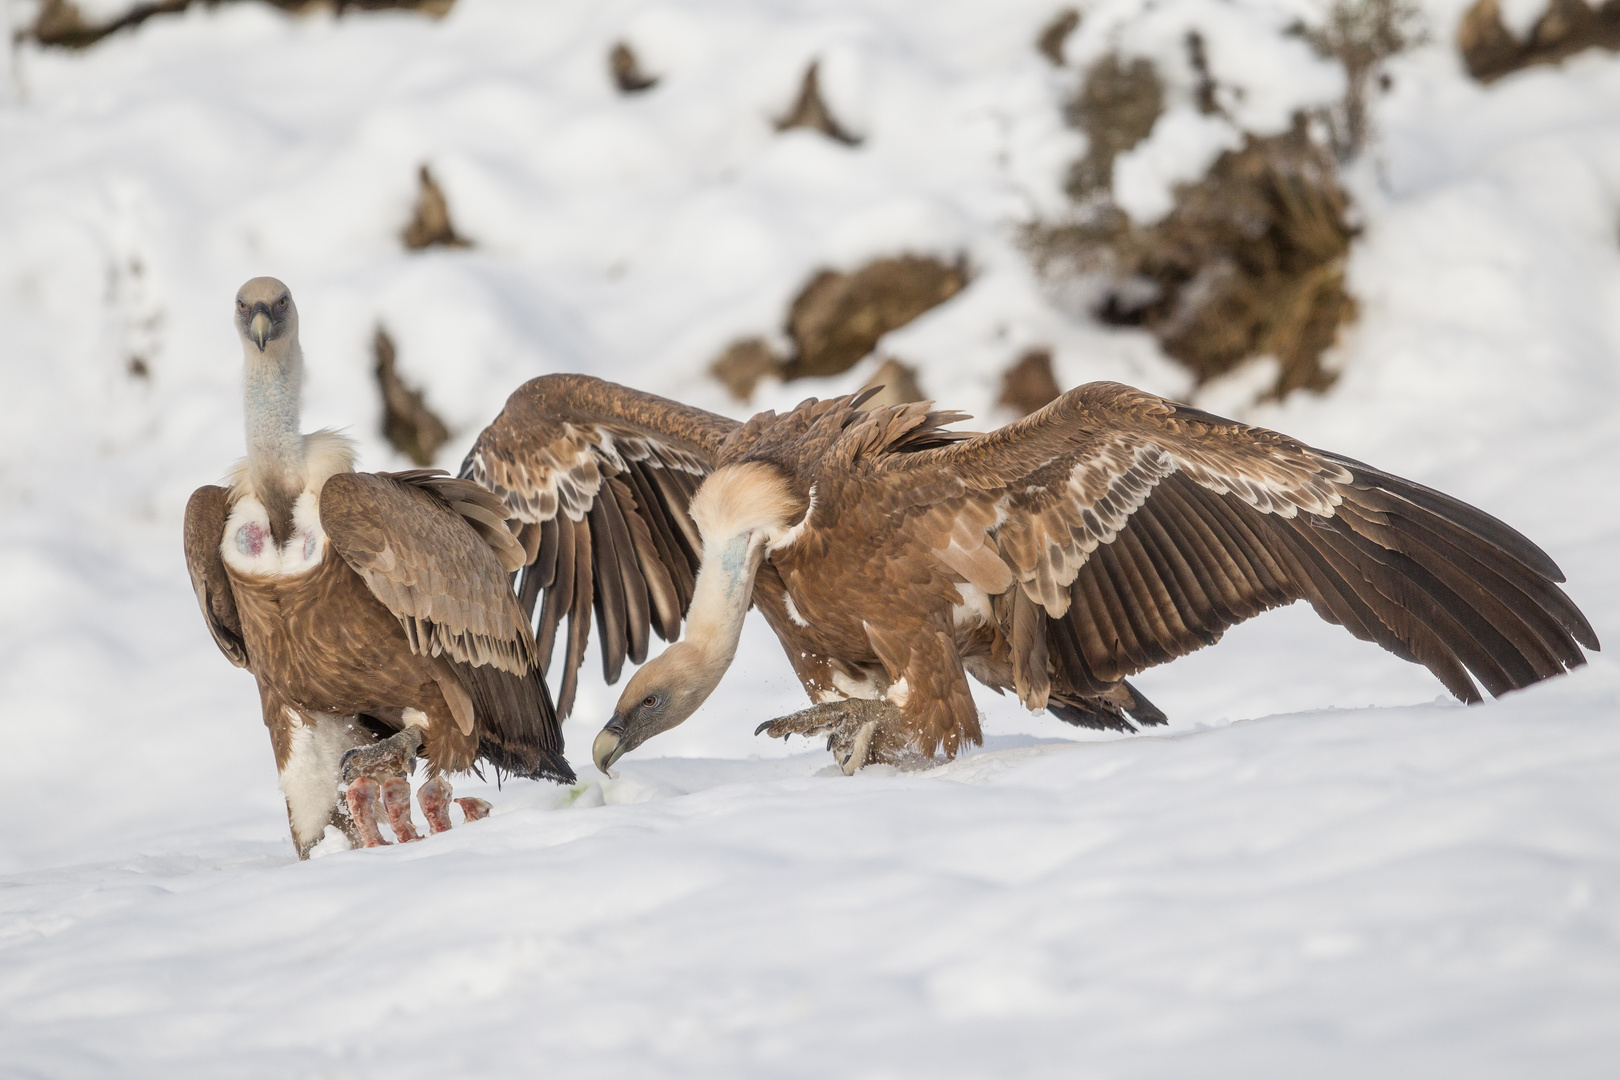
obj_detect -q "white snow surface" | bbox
[1,1,1618,1076]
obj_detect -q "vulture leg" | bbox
[755,698,922,774]
[341,728,424,847]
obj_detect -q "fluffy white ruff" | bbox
[279,712,371,849]
[225,429,356,504]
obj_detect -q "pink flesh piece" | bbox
[456,797,492,823]
[380,776,422,842]
[345,778,390,848]
[418,776,454,834]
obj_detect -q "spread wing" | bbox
[184,485,249,667]
[460,373,741,716]
[895,381,1598,709]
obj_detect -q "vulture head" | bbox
[234,276,299,359]
[592,462,802,774]
[594,643,728,773]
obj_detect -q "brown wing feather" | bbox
[459,373,739,717]
[183,485,249,667]
[892,382,1597,715]
[321,472,537,675]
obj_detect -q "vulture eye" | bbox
[642,694,659,710]
[275,296,288,313]
[236,300,247,313]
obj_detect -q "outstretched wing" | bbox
[322,471,571,782]
[894,381,1598,711]
[184,485,249,667]
[460,373,741,717]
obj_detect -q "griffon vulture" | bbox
[458,374,1598,777]
[184,278,573,858]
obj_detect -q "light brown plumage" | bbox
[462,374,1599,769]
[186,279,572,858]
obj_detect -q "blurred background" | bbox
[0,0,1616,863]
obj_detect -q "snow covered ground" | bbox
[0,0,1617,1075]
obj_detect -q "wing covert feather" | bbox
[184,485,249,667]
[321,472,537,676]
[888,382,1595,707]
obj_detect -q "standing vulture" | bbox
[184,278,573,858]
[459,375,1598,777]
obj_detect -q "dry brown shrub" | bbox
[610,42,659,94]
[1458,0,1620,82]
[774,61,862,146]
[1063,55,1165,200]
[26,0,452,48]
[1296,0,1426,161]
[1036,9,1081,66]
[859,358,925,410]
[1030,119,1357,400]
[375,327,450,466]
[998,348,1062,416]
[402,165,471,251]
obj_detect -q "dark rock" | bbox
[402,165,470,251]
[1036,9,1081,66]
[775,61,862,146]
[375,327,450,467]
[610,41,659,93]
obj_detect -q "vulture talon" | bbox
[418,776,455,834]
[344,777,390,848]
[758,698,913,773]
[340,728,422,784]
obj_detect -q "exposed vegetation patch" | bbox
[775,61,862,146]
[374,327,450,466]
[998,347,1062,416]
[402,165,470,251]
[1458,0,1620,82]
[1063,54,1165,202]
[710,254,968,401]
[1030,117,1357,399]
[783,255,967,379]
[24,0,452,49]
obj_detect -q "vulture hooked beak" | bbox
[592,715,630,776]
[248,306,272,351]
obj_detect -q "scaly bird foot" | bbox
[755,698,923,775]
[340,728,424,848]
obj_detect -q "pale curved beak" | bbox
[249,311,271,350]
[593,716,628,776]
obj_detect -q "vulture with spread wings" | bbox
[461,374,1598,776]
[184,279,573,859]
